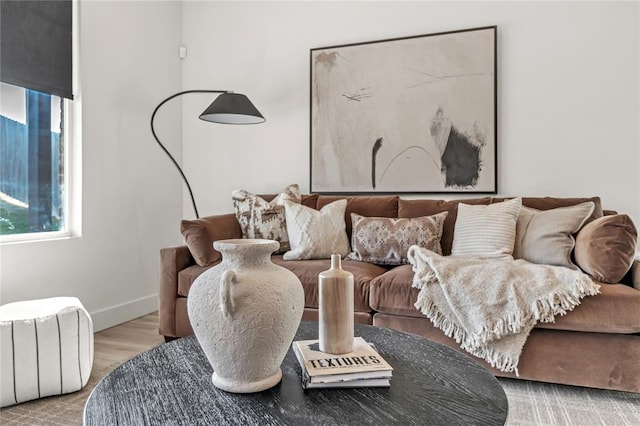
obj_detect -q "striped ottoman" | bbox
[0,297,93,407]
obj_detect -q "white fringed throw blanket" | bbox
[407,246,600,374]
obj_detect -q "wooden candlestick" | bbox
[319,254,354,354]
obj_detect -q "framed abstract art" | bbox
[310,26,497,194]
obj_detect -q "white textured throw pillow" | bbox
[283,199,350,260]
[452,197,522,258]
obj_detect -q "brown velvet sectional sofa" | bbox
[159,194,640,393]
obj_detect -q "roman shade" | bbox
[0,0,73,99]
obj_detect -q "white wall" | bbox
[0,1,184,331]
[181,1,640,231]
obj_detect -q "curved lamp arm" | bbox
[150,90,265,219]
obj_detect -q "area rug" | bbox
[500,378,640,426]
[0,361,120,426]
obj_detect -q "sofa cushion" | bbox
[272,255,387,313]
[514,202,595,270]
[283,200,350,260]
[370,265,640,334]
[347,212,448,265]
[301,194,320,208]
[536,283,640,334]
[452,198,522,258]
[398,197,492,255]
[316,195,399,240]
[574,214,638,283]
[180,214,242,267]
[369,265,423,318]
[232,184,301,253]
[261,193,319,209]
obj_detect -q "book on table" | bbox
[292,337,393,389]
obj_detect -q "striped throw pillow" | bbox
[451,197,522,258]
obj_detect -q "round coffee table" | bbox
[84,322,507,425]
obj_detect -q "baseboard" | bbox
[90,293,158,332]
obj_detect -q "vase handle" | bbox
[220,270,237,318]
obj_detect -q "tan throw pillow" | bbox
[574,214,638,283]
[451,197,522,258]
[514,201,595,270]
[283,199,350,260]
[232,184,301,253]
[347,212,448,265]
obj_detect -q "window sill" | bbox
[0,231,79,245]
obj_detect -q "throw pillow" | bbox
[451,197,522,258]
[514,201,595,270]
[283,199,350,260]
[180,214,242,267]
[232,184,301,254]
[347,212,448,265]
[574,214,638,283]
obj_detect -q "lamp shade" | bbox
[199,92,265,124]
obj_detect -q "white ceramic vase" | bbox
[187,239,304,393]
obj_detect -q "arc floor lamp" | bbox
[150,90,265,219]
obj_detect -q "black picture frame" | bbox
[310,26,497,194]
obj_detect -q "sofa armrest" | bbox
[631,259,640,291]
[159,245,194,337]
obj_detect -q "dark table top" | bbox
[84,321,507,425]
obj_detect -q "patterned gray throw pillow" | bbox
[232,184,301,254]
[347,212,448,265]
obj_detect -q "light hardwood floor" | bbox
[93,311,165,371]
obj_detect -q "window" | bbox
[0,82,68,237]
[0,0,74,241]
